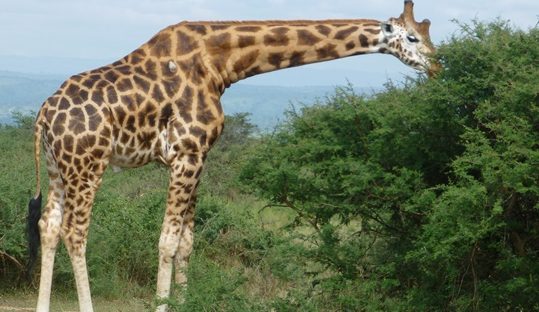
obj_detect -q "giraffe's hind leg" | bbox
[36,148,65,312]
[60,163,107,312]
[50,123,109,312]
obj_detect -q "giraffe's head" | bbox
[380,0,439,76]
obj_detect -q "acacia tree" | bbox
[240,21,539,311]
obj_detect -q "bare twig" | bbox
[282,197,321,235]
[0,251,24,270]
[471,242,479,311]
[455,242,479,310]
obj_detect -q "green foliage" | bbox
[10,111,36,130]
[175,254,253,311]
[0,120,38,287]
[201,113,259,198]
[88,167,168,295]
[170,198,277,311]
[241,20,539,310]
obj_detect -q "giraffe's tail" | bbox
[26,114,44,281]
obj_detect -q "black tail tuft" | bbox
[26,192,42,281]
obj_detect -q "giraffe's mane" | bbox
[176,19,382,27]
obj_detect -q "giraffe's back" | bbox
[39,30,225,173]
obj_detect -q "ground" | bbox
[0,293,146,312]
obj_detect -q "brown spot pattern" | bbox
[268,52,285,68]
[149,33,172,57]
[238,35,256,48]
[233,50,260,73]
[264,28,289,46]
[334,26,358,40]
[359,34,369,48]
[317,43,339,59]
[177,31,199,55]
[236,26,261,32]
[297,29,321,45]
[316,25,332,36]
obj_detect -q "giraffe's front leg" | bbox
[174,195,195,295]
[156,153,203,312]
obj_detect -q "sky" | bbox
[1,0,538,87]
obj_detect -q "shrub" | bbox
[240,20,539,310]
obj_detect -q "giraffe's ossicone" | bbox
[26,1,437,312]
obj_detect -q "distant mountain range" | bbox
[0,70,368,129]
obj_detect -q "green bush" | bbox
[240,20,539,311]
[0,120,39,288]
[171,198,277,311]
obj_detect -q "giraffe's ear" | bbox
[381,22,395,37]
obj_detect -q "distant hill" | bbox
[0,71,367,129]
[222,84,338,130]
[0,71,66,124]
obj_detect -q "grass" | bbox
[1,196,297,312]
[0,292,147,312]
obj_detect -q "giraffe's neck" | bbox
[196,20,385,88]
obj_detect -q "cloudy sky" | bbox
[1,0,538,87]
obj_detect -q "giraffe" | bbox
[26,1,437,311]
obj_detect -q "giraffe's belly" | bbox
[109,147,155,168]
[109,128,161,168]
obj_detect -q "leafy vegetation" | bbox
[1,20,538,311]
[240,20,539,311]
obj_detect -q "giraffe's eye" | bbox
[407,35,420,43]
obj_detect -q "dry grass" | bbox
[0,293,147,312]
